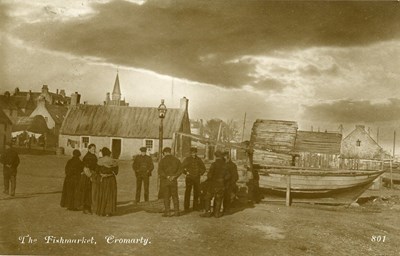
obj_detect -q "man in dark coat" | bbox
[201,150,230,218]
[1,143,20,196]
[158,147,182,217]
[182,147,206,212]
[222,151,239,213]
[132,147,154,203]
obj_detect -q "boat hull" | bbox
[257,168,385,204]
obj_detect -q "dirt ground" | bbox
[1,154,400,256]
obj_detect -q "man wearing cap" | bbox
[0,142,20,196]
[158,147,182,217]
[223,151,239,213]
[201,150,230,218]
[132,147,154,203]
[182,147,206,212]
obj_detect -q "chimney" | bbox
[42,85,49,94]
[356,125,365,130]
[26,90,32,101]
[180,96,189,111]
[37,95,46,107]
[70,92,81,106]
[59,89,66,97]
[56,89,59,95]
[105,92,110,103]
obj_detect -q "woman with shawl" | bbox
[96,147,119,217]
[61,149,83,210]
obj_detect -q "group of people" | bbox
[60,144,118,217]
[135,146,239,218]
[61,144,240,218]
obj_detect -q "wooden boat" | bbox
[255,165,385,205]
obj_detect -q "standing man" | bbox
[132,147,154,203]
[158,147,182,217]
[201,150,230,218]
[182,147,206,212]
[0,142,20,197]
[222,151,239,214]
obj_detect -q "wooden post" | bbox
[393,130,396,158]
[215,121,222,151]
[286,174,291,206]
[171,133,176,155]
[241,112,247,142]
[205,142,209,160]
[390,159,393,190]
[179,133,183,158]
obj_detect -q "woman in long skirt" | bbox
[96,147,118,217]
[61,150,83,210]
[79,144,98,214]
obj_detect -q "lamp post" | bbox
[157,99,167,199]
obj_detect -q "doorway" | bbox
[111,139,121,159]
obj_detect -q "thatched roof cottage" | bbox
[59,97,190,159]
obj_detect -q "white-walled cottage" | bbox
[59,97,191,159]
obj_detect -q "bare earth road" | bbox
[0,155,399,256]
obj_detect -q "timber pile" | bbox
[250,119,297,153]
[250,119,297,166]
[252,149,292,166]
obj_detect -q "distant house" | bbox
[0,109,12,153]
[341,125,383,159]
[29,95,70,132]
[190,119,204,136]
[0,92,18,123]
[293,131,342,169]
[59,97,191,160]
[341,125,384,170]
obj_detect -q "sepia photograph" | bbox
[0,0,400,255]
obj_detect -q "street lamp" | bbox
[158,99,167,161]
[157,99,167,199]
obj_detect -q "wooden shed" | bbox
[293,131,342,169]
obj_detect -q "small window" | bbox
[81,137,89,148]
[145,139,153,152]
[356,139,361,147]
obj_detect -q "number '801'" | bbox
[371,235,386,242]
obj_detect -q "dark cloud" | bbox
[12,0,400,89]
[251,78,286,92]
[302,98,400,123]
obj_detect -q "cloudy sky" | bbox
[1,0,400,152]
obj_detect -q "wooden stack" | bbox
[250,119,297,166]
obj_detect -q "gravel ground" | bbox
[0,155,399,256]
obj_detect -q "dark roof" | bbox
[60,105,187,138]
[0,95,18,110]
[294,131,342,154]
[250,119,298,153]
[46,104,69,124]
[13,115,48,133]
[0,109,12,124]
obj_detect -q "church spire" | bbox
[112,71,121,101]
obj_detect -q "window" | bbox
[145,139,153,152]
[356,139,361,147]
[81,137,89,148]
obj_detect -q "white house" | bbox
[59,97,191,160]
